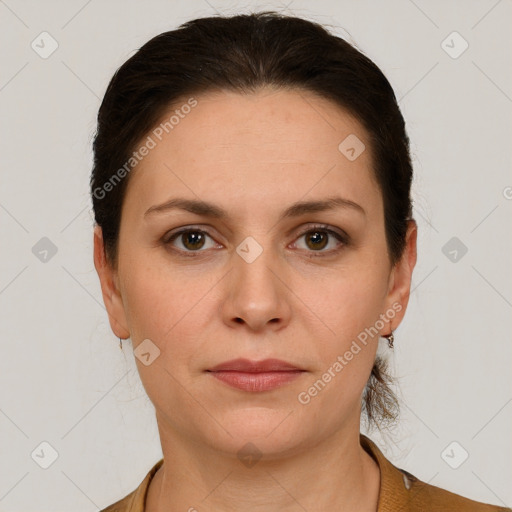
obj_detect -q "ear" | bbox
[382,219,418,333]
[93,225,130,339]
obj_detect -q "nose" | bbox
[221,242,292,333]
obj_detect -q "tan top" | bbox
[100,434,510,511]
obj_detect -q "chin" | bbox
[200,407,309,459]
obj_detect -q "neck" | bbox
[146,420,380,512]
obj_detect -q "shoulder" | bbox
[98,490,136,512]
[400,468,511,511]
[360,434,510,512]
[98,458,164,512]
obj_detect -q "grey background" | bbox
[0,0,511,510]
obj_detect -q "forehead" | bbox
[122,87,381,221]
[154,87,369,160]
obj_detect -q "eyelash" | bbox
[163,224,349,258]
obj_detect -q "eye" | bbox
[164,228,218,253]
[292,224,348,255]
[163,224,348,257]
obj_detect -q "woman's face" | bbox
[95,87,416,458]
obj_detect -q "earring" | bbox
[119,337,123,350]
[383,331,394,349]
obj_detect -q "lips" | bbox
[206,358,305,392]
[207,358,303,372]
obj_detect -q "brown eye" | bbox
[165,229,216,252]
[180,231,206,250]
[294,225,348,255]
[304,230,329,251]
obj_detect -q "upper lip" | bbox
[207,358,303,372]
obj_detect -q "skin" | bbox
[94,87,417,512]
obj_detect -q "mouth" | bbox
[206,358,306,392]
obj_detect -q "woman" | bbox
[91,11,509,512]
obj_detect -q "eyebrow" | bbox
[144,195,365,220]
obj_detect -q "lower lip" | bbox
[208,371,304,392]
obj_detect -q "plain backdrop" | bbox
[0,0,511,510]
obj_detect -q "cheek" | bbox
[119,261,208,412]
[297,262,388,401]
[295,273,385,424]
[119,255,183,344]
[314,265,389,346]
[119,254,217,368]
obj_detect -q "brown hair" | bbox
[91,11,411,431]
